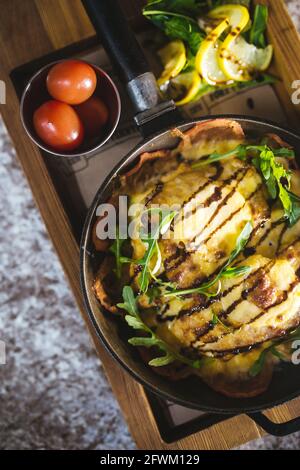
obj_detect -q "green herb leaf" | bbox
[118,286,204,369]
[109,227,126,278]
[191,144,247,168]
[251,145,295,224]
[193,143,298,227]
[250,345,285,377]
[270,346,286,361]
[220,265,251,279]
[249,4,268,49]
[144,0,206,16]
[124,315,145,330]
[117,285,139,317]
[272,147,295,158]
[250,327,300,377]
[212,312,231,331]
[137,209,177,293]
[144,11,205,55]
[225,221,253,266]
[128,336,158,347]
[149,352,177,367]
[286,190,300,227]
[146,285,162,303]
[109,227,134,278]
[249,348,269,377]
[143,0,206,55]
[191,143,293,169]
[164,222,253,298]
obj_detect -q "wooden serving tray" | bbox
[1,0,300,450]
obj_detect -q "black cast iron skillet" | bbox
[80,0,300,434]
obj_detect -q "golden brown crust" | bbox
[177,118,245,151]
[266,133,293,150]
[249,273,277,310]
[92,219,110,252]
[93,257,118,314]
[201,364,274,398]
[123,150,171,178]
[138,347,192,381]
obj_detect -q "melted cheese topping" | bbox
[121,127,300,389]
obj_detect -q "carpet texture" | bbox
[0,0,299,450]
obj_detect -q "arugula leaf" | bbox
[109,227,133,278]
[137,209,177,293]
[149,353,177,367]
[192,143,300,227]
[110,211,177,291]
[109,227,125,278]
[143,0,206,55]
[117,286,203,369]
[212,312,231,330]
[220,265,251,279]
[226,220,253,262]
[270,347,286,361]
[249,347,270,377]
[125,315,145,330]
[144,0,206,16]
[144,11,205,55]
[250,329,300,377]
[146,285,161,303]
[287,191,300,227]
[128,336,158,347]
[248,4,268,49]
[192,143,294,168]
[245,145,298,227]
[191,144,247,168]
[251,146,295,224]
[164,221,253,298]
[118,285,139,316]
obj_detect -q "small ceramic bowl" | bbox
[20,60,121,157]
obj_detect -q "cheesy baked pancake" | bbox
[93,119,300,398]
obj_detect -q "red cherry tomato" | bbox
[75,96,109,139]
[46,60,97,105]
[33,100,84,151]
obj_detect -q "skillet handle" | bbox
[81,0,159,113]
[247,412,300,436]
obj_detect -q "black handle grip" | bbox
[248,412,300,437]
[82,0,150,84]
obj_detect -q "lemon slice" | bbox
[157,40,186,87]
[195,18,231,86]
[205,4,251,82]
[208,5,272,81]
[219,36,274,81]
[170,71,202,106]
[208,4,250,30]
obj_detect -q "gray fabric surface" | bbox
[0,0,299,450]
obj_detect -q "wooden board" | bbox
[1,0,300,450]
